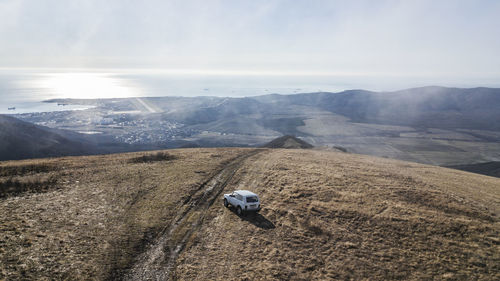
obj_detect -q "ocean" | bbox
[1,68,497,114]
[0,69,350,114]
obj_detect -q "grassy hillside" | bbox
[0,148,253,279]
[0,115,92,160]
[175,149,499,280]
[1,148,499,280]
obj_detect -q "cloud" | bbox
[0,0,499,80]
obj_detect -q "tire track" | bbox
[123,149,263,281]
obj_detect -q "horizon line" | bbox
[1,67,499,79]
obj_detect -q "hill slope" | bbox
[262,135,313,149]
[0,148,499,280]
[0,115,161,161]
[0,115,94,160]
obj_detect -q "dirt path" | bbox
[123,149,263,281]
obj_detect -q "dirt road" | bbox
[123,149,263,281]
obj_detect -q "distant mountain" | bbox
[164,97,268,125]
[0,115,95,160]
[49,86,500,133]
[12,86,500,165]
[253,86,500,131]
[148,86,500,135]
[263,135,313,149]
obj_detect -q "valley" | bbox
[7,86,500,167]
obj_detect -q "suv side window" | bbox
[236,194,243,201]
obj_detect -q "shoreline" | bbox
[1,101,94,115]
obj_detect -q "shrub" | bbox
[128,152,176,164]
[0,176,58,198]
[0,163,58,177]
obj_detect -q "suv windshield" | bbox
[246,196,258,203]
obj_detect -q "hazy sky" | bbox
[1,0,499,79]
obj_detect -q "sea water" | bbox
[1,68,497,114]
[0,68,353,114]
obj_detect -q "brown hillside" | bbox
[176,150,499,280]
[0,148,255,279]
[262,135,313,149]
[0,148,499,280]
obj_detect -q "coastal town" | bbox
[11,106,197,145]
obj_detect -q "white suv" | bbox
[223,190,261,215]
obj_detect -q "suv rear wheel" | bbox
[224,198,229,208]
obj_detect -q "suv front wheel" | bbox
[236,206,243,216]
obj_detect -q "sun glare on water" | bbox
[34,72,141,99]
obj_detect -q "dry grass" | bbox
[0,148,251,280]
[1,148,499,280]
[175,149,500,280]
